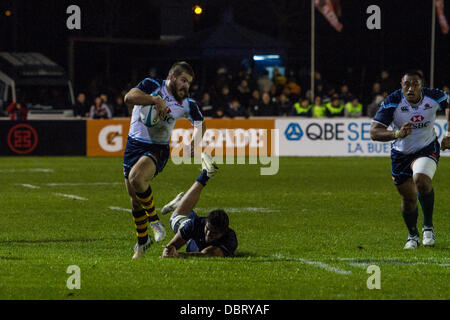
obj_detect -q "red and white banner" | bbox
[436,0,449,35]
[315,0,343,32]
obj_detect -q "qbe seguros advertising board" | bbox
[276,118,450,156]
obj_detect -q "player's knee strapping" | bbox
[412,157,436,227]
[135,186,159,222]
[412,157,437,180]
[132,209,149,244]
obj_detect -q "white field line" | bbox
[15,182,122,187]
[109,206,279,214]
[349,261,450,268]
[53,193,88,201]
[338,257,450,268]
[0,168,54,173]
[273,254,352,275]
[109,206,132,213]
[45,182,122,186]
[15,184,40,189]
[196,207,280,213]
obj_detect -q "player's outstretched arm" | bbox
[441,107,450,150]
[163,241,224,258]
[370,122,412,141]
[174,246,224,258]
[162,231,186,258]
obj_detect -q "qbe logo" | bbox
[284,122,345,141]
[284,123,303,141]
[7,123,39,154]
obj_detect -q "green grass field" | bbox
[0,156,449,300]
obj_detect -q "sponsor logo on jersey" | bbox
[411,121,430,129]
[410,115,424,123]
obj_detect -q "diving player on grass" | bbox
[123,61,206,259]
[161,153,238,258]
[370,70,450,249]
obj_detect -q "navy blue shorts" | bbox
[123,136,170,179]
[391,138,440,186]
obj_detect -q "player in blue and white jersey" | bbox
[123,61,206,259]
[161,153,238,258]
[370,71,450,249]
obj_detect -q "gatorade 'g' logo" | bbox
[99,125,122,152]
[107,132,120,145]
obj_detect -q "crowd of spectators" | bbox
[70,68,450,120]
[72,92,129,119]
[6,67,448,121]
[189,68,403,119]
[5,67,450,120]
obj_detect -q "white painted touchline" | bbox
[53,193,88,201]
[109,206,132,213]
[196,207,280,213]
[45,182,122,186]
[273,254,352,275]
[0,168,54,173]
[15,184,40,189]
[109,206,278,214]
[338,257,450,268]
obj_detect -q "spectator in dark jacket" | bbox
[339,84,353,104]
[236,79,251,108]
[258,92,277,116]
[378,70,396,93]
[113,95,129,117]
[248,89,261,116]
[200,92,215,117]
[216,86,233,112]
[225,99,247,118]
[277,93,292,116]
[72,92,89,118]
[212,108,225,118]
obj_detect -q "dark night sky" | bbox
[0,0,449,97]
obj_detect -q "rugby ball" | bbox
[140,105,160,127]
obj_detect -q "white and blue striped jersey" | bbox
[128,78,203,145]
[373,88,449,154]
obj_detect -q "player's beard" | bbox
[170,81,188,101]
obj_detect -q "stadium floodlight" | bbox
[193,5,203,15]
